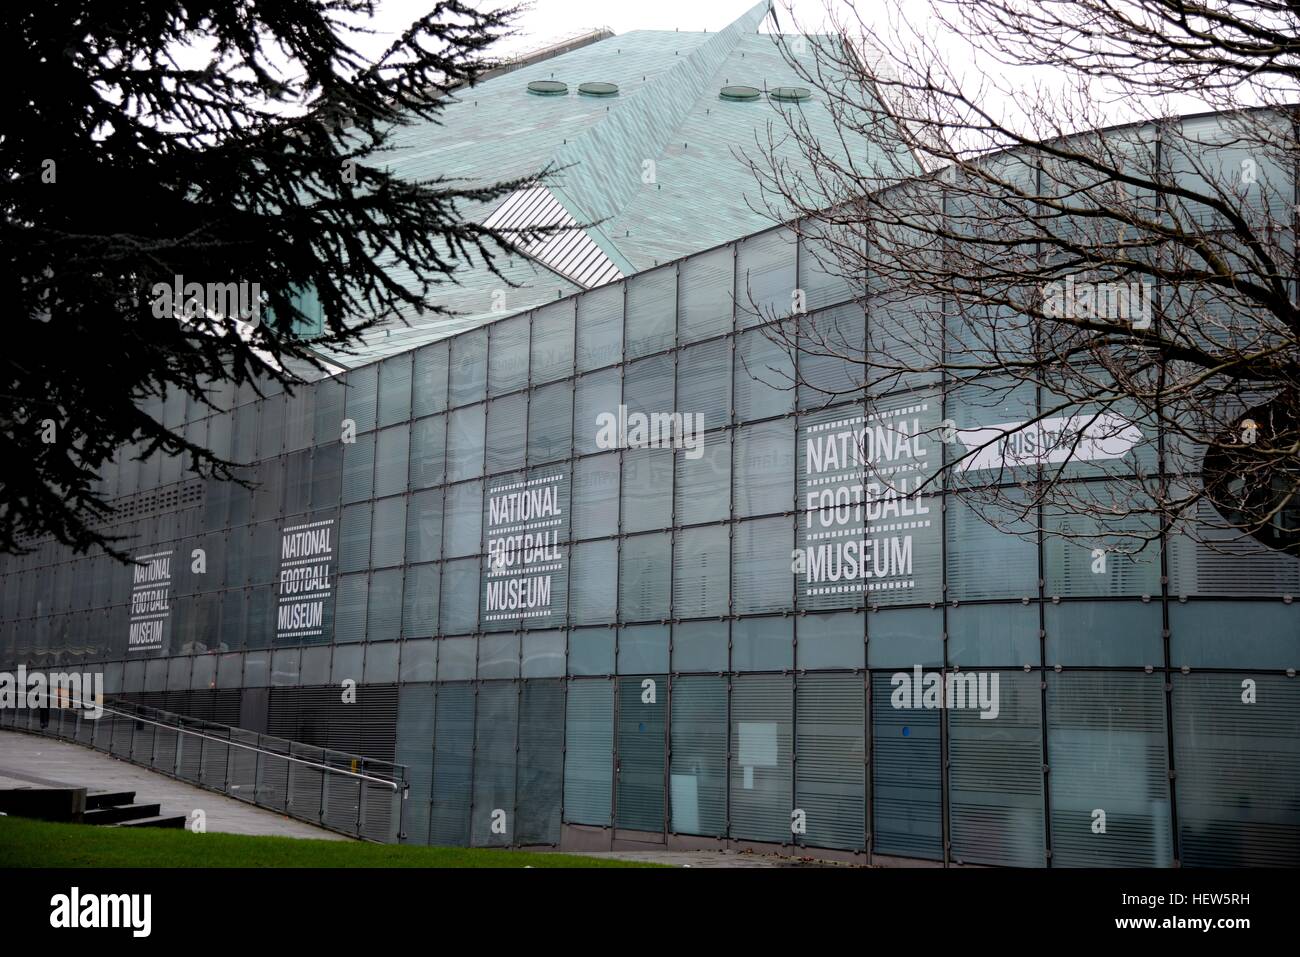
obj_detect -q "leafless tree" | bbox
[744,0,1299,559]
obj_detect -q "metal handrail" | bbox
[66,696,403,791]
[4,693,410,842]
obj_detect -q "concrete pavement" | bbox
[0,730,348,840]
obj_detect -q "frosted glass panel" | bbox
[576,282,622,372]
[678,245,733,343]
[625,265,676,359]
[619,533,671,622]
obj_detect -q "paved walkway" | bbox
[0,730,347,840]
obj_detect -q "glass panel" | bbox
[471,682,518,846]
[1169,601,1299,670]
[736,228,796,328]
[573,368,620,456]
[797,611,864,669]
[799,221,859,311]
[947,495,1039,601]
[258,395,284,459]
[798,304,865,410]
[617,625,668,674]
[345,364,378,433]
[1173,673,1300,866]
[625,265,676,358]
[796,672,865,850]
[569,627,615,675]
[516,680,564,844]
[395,685,435,844]
[449,327,487,408]
[1044,601,1161,667]
[868,608,941,670]
[399,638,436,681]
[569,539,617,624]
[619,532,670,622]
[677,338,731,432]
[669,675,728,836]
[442,481,482,559]
[412,342,449,418]
[371,496,405,569]
[571,453,619,540]
[338,503,371,574]
[734,419,793,517]
[439,558,479,635]
[431,684,473,844]
[366,568,402,640]
[733,518,793,615]
[283,450,311,515]
[378,353,412,427]
[1044,495,1162,598]
[334,573,367,643]
[675,433,730,526]
[521,630,566,678]
[948,670,1045,866]
[372,426,409,499]
[867,291,941,390]
[310,443,342,509]
[576,281,623,373]
[409,414,446,490]
[485,392,527,475]
[947,604,1040,667]
[438,636,475,680]
[671,620,728,672]
[621,448,673,533]
[300,645,331,685]
[478,634,520,679]
[672,525,729,618]
[446,403,486,482]
[1047,672,1172,866]
[616,673,666,831]
[531,300,575,385]
[405,488,443,565]
[871,671,942,859]
[313,377,345,447]
[563,679,614,825]
[729,674,793,842]
[341,432,375,504]
[401,563,440,639]
[527,382,572,466]
[488,313,530,395]
[678,245,733,343]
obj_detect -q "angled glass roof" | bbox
[323,1,912,366]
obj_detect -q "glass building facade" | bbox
[2,119,1298,867]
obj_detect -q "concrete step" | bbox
[117,814,187,829]
[0,787,86,822]
[84,802,162,825]
[85,790,135,810]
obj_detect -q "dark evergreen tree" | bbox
[1,0,549,556]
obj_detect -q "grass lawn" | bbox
[0,816,661,868]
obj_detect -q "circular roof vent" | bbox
[578,81,619,97]
[719,85,761,101]
[769,86,811,102]
[527,80,568,96]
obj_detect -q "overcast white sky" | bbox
[358,0,843,58]
[289,0,1240,146]
[349,0,1188,135]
